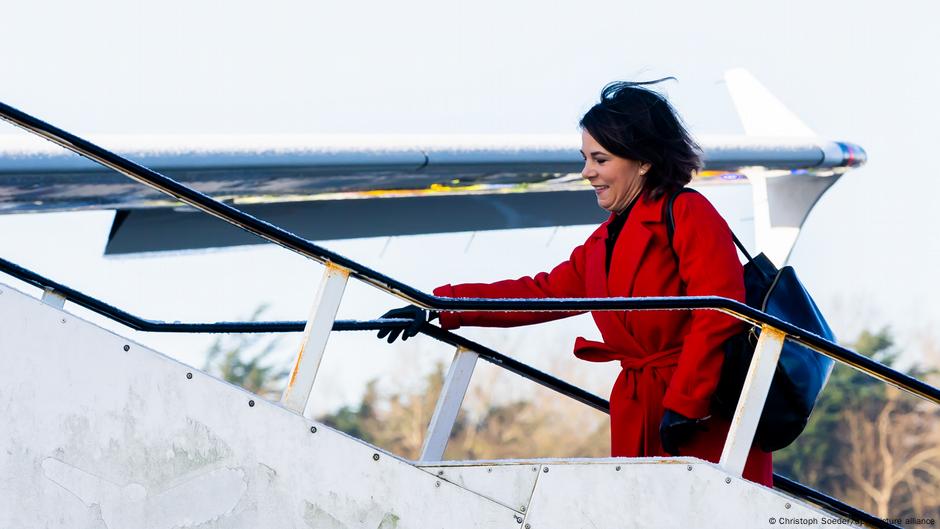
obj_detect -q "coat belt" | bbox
[573,337,681,398]
[574,337,681,455]
[618,348,681,408]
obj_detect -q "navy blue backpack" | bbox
[665,188,835,452]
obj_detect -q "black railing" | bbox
[773,475,890,528]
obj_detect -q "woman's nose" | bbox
[581,162,594,179]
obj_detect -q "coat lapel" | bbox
[608,195,664,325]
[582,196,666,354]
[608,224,651,297]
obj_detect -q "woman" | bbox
[378,80,772,486]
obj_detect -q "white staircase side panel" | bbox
[417,462,542,513]
[523,461,841,529]
[421,458,848,528]
[0,283,520,529]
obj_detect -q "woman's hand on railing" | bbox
[376,305,439,343]
[659,409,710,456]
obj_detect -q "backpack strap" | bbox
[665,187,755,264]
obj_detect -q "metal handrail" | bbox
[0,257,894,528]
[0,101,938,409]
[772,475,889,529]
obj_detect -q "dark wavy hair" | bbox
[579,79,702,200]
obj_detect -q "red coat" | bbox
[434,191,772,486]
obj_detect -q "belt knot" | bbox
[619,347,681,400]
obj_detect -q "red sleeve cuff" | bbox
[432,284,461,330]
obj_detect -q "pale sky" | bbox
[2,0,939,413]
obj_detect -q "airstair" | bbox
[2,102,938,528]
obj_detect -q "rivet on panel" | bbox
[687,465,693,471]
[437,470,444,476]
[123,345,130,351]
[248,400,255,407]
[615,466,621,471]
[435,481,440,487]
[60,318,66,324]
[514,515,523,523]
[373,453,380,461]
[525,524,531,529]
[487,468,492,473]
[531,466,537,472]
[725,477,732,484]
[785,503,791,509]
[542,467,549,473]
[520,506,526,513]
[310,426,317,434]
[186,372,193,379]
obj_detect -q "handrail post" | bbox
[718,325,786,477]
[280,263,350,417]
[41,287,66,309]
[419,345,479,462]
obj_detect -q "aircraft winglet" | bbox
[724,68,816,138]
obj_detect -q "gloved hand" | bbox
[375,305,439,343]
[659,409,710,456]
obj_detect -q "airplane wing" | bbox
[0,133,864,256]
[0,69,866,262]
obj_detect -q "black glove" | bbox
[659,409,709,456]
[375,305,439,343]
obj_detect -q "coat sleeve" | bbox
[662,193,746,419]
[433,243,589,329]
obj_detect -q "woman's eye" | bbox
[596,159,607,165]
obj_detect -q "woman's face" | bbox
[580,130,650,214]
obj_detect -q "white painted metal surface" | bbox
[420,346,479,462]
[281,262,349,417]
[724,68,816,139]
[418,462,542,513]
[0,283,517,528]
[41,286,66,309]
[0,283,846,528]
[522,459,840,529]
[748,169,835,266]
[725,68,847,267]
[719,326,787,477]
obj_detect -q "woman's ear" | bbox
[639,162,652,176]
